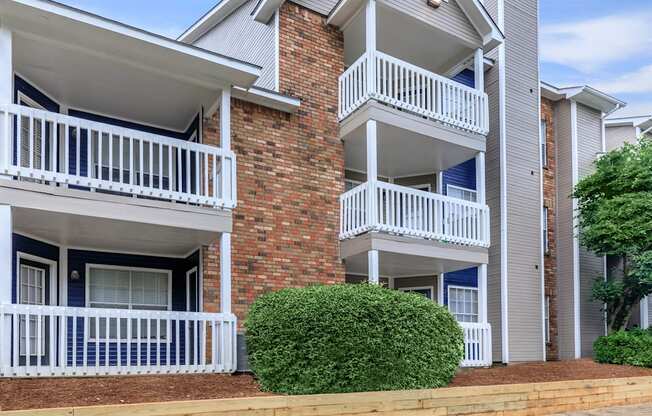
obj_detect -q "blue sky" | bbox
[58,0,651,118]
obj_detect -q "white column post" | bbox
[368,250,379,284]
[365,0,377,95]
[0,25,13,172]
[366,120,378,227]
[220,232,232,315]
[478,264,488,323]
[475,152,486,204]
[220,87,234,206]
[474,48,484,92]
[0,205,12,368]
[641,297,650,330]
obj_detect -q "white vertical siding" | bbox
[194,0,277,90]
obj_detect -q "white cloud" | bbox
[594,65,652,94]
[540,12,652,72]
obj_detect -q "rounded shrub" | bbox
[245,283,464,395]
[594,329,652,367]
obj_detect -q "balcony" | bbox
[0,304,236,377]
[340,181,490,248]
[460,322,492,367]
[0,104,236,209]
[338,51,489,136]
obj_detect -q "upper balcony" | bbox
[0,103,236,209]
[332,0,502,139]
[0,0,261,255]
[339,51,489,135]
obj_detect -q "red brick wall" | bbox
[542,97,558,360]
[202,2,346,322]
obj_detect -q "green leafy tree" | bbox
[574,138,652,332]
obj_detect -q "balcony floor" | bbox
[1,179,230,256]
[341,232,488,276]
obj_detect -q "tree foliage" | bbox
[574,138,652,331]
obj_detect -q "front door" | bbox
[18,259,51,366]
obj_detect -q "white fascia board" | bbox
[328,0,365,27]
[456,0,504,51]
[253,0,285,23]
[178,0,249,43]
[5,0,261,85]
[232,86,301,113]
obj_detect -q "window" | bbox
[545,296,551,343]
[540,119,548,168]
[19,263,47,356]
[399,286,434,301]
[448,286,478,323]
[447,185,477,202]
[87,265,171,340]
[344,178,362,192]
[543,206,549,254]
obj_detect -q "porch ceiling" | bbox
[344,250,480,277]
[343,115,482,177]
[1,0,261,131]
[2,181,229,257]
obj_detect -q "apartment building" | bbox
[539,82,624,360]
[3,0,625,379]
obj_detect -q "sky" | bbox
[57,0,651,118]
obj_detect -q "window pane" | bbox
[89,268,130,305]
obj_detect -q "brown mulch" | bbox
[450,359,652,387]
[2,360,652,411]
[0,373,271,411]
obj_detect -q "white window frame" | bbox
[399,286,435,301]
[541,119,548,168]
[344,178,362,192]
[409,183,432,192]
[15,252,58,357]
[544,295,551,344]
[543,206,550,254]
[85,264,173,342]
[447,285,479,323]
[186,266,198,312]
[446,184,477,202]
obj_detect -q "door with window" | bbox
[18,259,51,366]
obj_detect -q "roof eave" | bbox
[252,0,284,23]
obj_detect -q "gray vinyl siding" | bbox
[294,0,481,47]
[503,0,543,362]
[605,125,636,152]
[379,0,481,47]
[554,100,576,360]
[485,49,502,361]
[291,0,338,15]
[394,174,437,192]
[576,104,606,357]
[194,0,276,90]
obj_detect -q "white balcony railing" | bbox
[0,304,237,377]
[338,51,489,135]
[460,322,492,367]
[340,181,490,248]
[0,103,236,209]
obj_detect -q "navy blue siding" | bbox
[441,157,478,302]
[11,234,59,304]
[68,109,199,142]
[452,69,475,89]
[442,158,476,195]
[66,249,200,367]
[14,76,60,112]
[443,267,478,305]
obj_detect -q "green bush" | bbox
[245,283,464,395]
[594,329,652,367]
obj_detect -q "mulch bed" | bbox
[2,360,652,411]
[450,359,652,387]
